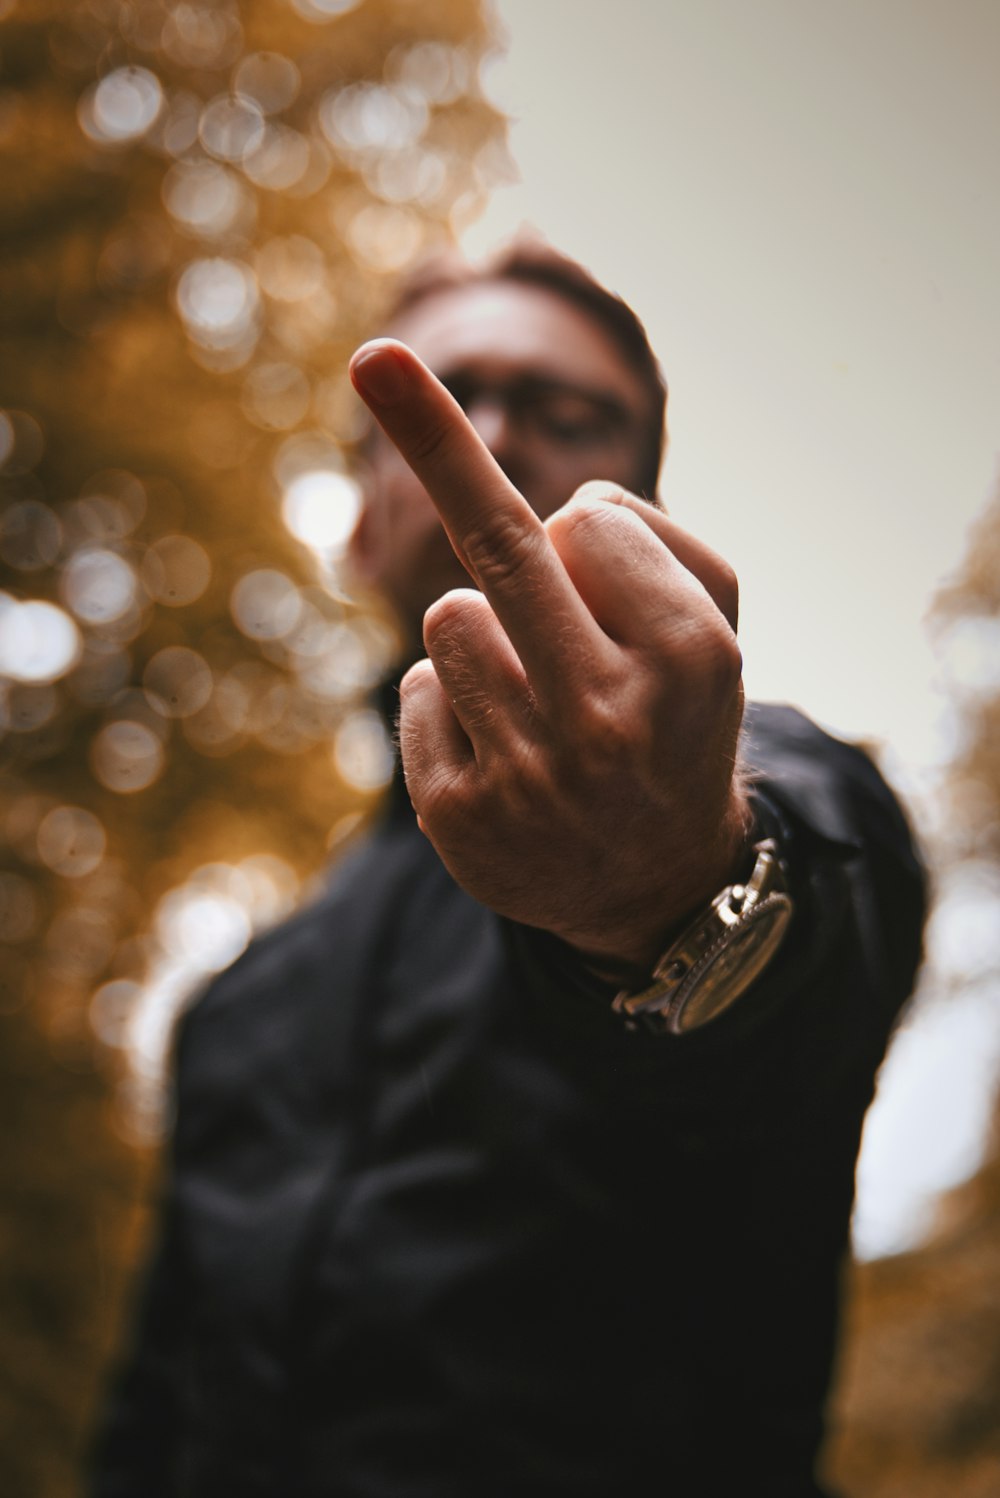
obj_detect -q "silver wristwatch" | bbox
[611,839,793,1036]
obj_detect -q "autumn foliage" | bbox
[0,2,503,1492]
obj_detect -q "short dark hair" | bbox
[382,236,668,497]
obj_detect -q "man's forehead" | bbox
[386,280,649,406]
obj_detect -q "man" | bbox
[92,241,925,1496]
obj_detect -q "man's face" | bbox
[349,279,657,649]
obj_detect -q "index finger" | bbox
[350,339,603,690]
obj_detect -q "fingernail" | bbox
[351,343,409,406]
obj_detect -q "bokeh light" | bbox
[89,979,141,1049]
[0,597,82,683]
[370,146,448,207]
[36,806,106,878]
[143,646,214,718]
[4,683,59,733]
[163,160,253,239]
[242,362,311,430]
[78,469,147,535]
[91,721,166,794]
[255,234,327,300]
[282,469,361,554]
[160,5,243,70]
[246,674,290,736]
[140,535,211,606]
[60,548,138,626]
[388,41,470,105]
[0,409,44,474]
[242,123,313,191]
[175,257,260,353]
[313,374,369,443]
[197,668,251,738]
[234,51,301,114]
[295,622,368,699]
[319,82,428,156]
[148,89,202,157]
[78,66,164,145]
[345,203,424,272]
[231,568,302,639]
[236,853,300,922]
[156,877,252,973]
[936,616,1000,698]
[125,853,300,1118]
[334,707,395,791]
[199,92,265,162]
[926,861,1000,981]
[290,0,363,21]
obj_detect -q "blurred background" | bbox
[0,2,998,1495]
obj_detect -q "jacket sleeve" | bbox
[506,702,927,1141]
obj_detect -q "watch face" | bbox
[673,902,791,1033]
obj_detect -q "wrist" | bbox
[569,789,756,977]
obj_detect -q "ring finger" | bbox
[422,588,536,760]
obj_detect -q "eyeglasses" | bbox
[438,371,634,451]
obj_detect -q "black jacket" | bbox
[91,704,925,1497]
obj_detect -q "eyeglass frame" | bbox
[435,369,638,452]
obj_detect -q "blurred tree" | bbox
[0,2,506,1493]
[824,479,1000,1497]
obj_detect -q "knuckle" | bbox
[697,624,743,697]
[573,690,640,765]
[405,411,456,468]
[464,515,544,593]
[398,657,436,698]
[711,559,740,626]
[422,590,480,649]
[569,479,626,507]
[418,765,476,834]
[422,596,493,690]
[550,495,615,534]
[544,496,619,558]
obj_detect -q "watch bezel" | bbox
[611,839,793,1036]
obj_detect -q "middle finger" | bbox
[350,339,613,705]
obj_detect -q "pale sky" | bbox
[466,0,1000,768]
[465,0,1000,1257]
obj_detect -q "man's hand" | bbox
[350,339,752,972]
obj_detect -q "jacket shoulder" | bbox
[743,701,921,869]
[173,822,422,1061]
